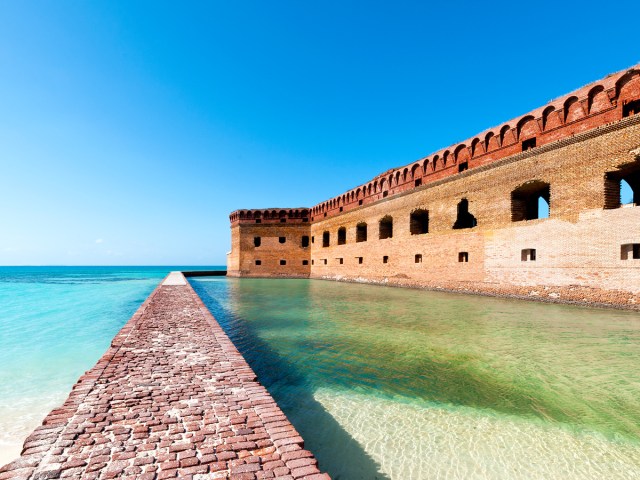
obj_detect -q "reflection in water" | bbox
[190,277,640,479]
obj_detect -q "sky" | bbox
[0,1,639,266]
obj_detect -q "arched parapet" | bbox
[517,115,539,141]
[542,106,561,130]
[485,132,498,152]
[229,207,310,224]
[616,69,640,102]
[587,85,611,114]
[454,144,469,164]
[499,125,515,147]
[616,69,640,117]
[422,158,430,174]
[433,155,441,170]
[411,163,420,179]
[471,138,482,157]
[443,150,451,167]
[564,96,585,123]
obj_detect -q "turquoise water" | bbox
[190,277,640,480]
[0,266,220,463]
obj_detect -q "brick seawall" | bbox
[0,272,328,480]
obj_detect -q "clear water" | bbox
[0,266,221,464]
[190,277,640,480]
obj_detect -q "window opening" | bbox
[623,99,640,118]
[383,255,389,264]
[323,259,327,265]
[302,260,309,265]
[522,138,537,151]
[255,219,262,224]
[356,223,368,242]
[337,227,347,245]
[337,258,343,264]
[279,237,286,244]
[453,199,477,229]
[605,165,640,208]
[458,252,469,263]
[301,236,309,248]
[255,260,262,266]
[357,257,363,264]
[458,162,468,173]
[415,254,423,263]
[379,216,393,239]
[323,231,330,247]
[280,218,286,223]
[621,244,640,260]
[254,237,261,247]
[521,249,537,261]
[415,179,422,188]
[410,209,429,235]
[511,182,550,221]
[383,191,389,198]
[359,199,363,206]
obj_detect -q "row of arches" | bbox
[310,68,640,220]
[231,209,310,222]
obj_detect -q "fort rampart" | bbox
[228,65,640,307]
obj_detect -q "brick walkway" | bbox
[0,273,328,480]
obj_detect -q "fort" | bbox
[227,64,640,308]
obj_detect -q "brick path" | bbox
[0,273,328,480]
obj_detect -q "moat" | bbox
[190,276,640,480]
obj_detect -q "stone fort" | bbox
[227,64,640,306]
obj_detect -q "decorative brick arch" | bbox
[471,138,481,157]
[616,69,640,102]
[587,85,610,113]
[517,115,539,141]
[499,125,513,146]
[443,150,451,166]
[542,106,559,130]
[485,132,496,152]
[564,96,584,123]
[454,144,468,164]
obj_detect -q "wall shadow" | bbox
[190,278,391,480]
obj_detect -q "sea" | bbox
[2,268,640,479]
[0,266,219,464]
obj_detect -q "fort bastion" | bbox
[227,64,640,305]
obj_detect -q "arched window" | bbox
[511,181,551,221]
[337,227,346,245]
[410,209,429,235]
[605,164,640,208]
[379,216,393,239]
[356,222,367,242]
[453,199,477,229]
[322,231,330,247]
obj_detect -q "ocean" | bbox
[0,266,219,464]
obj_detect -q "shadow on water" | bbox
[191,279,391,480]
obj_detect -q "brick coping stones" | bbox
[0,273,328,480]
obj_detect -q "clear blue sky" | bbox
[1,1,638,265]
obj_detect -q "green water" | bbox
[190,277,640,479]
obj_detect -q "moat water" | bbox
[190,277,640,480]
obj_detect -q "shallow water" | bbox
[0,266,218,464]
[190,277,640,480]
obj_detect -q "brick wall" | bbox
[227,65,640,303]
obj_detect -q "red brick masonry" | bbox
[0,274,328,480]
